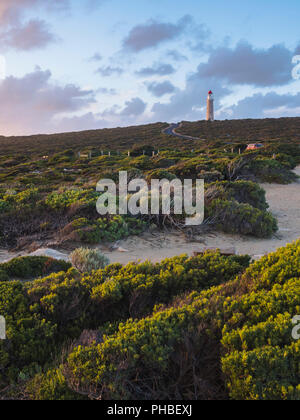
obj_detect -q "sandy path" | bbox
[0,167,299,264]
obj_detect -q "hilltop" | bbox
[0,117,300,157]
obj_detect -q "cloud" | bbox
[197,42,293,86]
[89,52,103,62]
[0,68,95,135]
[0,0,68,51]
[54,112,106,133]
[295,44,300,55]
[136,63,176,77]
[0,0,69,24]
[0,19,56,51]
[147,81,176,97]
[96,66,124,77]
[120,97,147,116]
[166,49,188,62]
[220,92,300,119]
[149,40,300,122]
[97,87,117,95]
[84,0,108,12]
[151,67,231,122]
[54,97,148,133]
[122,15,193,53]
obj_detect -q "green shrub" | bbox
[30,242,299,401]
[67,215,147,244]
[246,158,297,184]
[0,256,71,281]
[45,188,98,210]
[0,282,57,385]
[0,199,11,213]
[27,368,84,400]
[2,241,300,400]
[0,269,9,282]
[146,169,177,182]
[206,199,277,237]
[70,248,110,273]
[207,180,269,210]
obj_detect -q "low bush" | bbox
[70,248,110,273]
[63,215,147,244]
[0,256,71,281]
[206,199,277,237]
[45,188,98,211]
[146,169,177,182]
[207,180,269,210]
[245,158,298,184]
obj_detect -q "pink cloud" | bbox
[0,68,96,135]
[0,0,68,50]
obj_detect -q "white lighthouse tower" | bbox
[206,90,214,121]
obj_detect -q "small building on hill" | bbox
[246,143,264,151]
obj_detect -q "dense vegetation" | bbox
[178,118,300,144]
[0,241,299,400]
[0,256,71,282]
[0,118,299,400]
[1,118,299,248]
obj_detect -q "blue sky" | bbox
[0,0,300,135]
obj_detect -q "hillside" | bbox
[0,117,300,157]
[177,117,300,143]
[0,123,168,156]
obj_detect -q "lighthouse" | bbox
[206,90,214,121]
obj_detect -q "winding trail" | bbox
[162,123,201,141]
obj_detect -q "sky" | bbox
[0,0,300,135]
